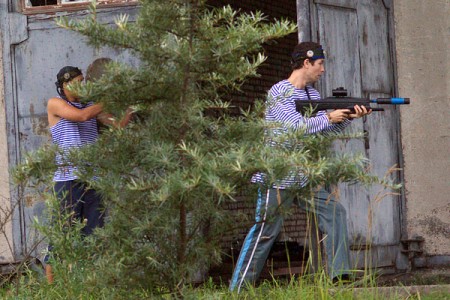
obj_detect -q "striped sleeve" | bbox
[266,82,350,135]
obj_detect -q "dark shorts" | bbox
[54,180,105,235]
[44,180,104,263]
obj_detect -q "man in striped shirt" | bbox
[230,42,371,293]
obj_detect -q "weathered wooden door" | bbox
[299,0,405,272]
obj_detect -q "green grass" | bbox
[2,265,448,300]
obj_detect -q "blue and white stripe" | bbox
[251,80,350,188]
[230,188,269,292]
[50,100,99,182]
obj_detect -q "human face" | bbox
[63,74,84,100]
[306,58,325,84]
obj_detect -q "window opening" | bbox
[29,0,57,6]
[24,0,136,10]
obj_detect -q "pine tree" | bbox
[14,0,399,295]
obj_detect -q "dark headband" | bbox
[55,66,82,99]
[56,66,83,85]
[291,47,326,63]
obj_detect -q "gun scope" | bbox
[332,87,348,97]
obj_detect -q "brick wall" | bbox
[206,1,310,267]
[208,0,298,109]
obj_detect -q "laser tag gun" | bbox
[295,87,410,115]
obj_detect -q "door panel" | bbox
[365,92,400,245]
[358,1,392,92]
[311,0,402,270]
[315,4,361,98]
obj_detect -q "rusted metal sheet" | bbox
[9,13,29,45]
[1,5,140,264]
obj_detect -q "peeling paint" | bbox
[31,115,50,136]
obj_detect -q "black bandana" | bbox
[291,47,326,63]
[55,66,83,99]
[56,66,82,85]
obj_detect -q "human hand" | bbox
[348,105,372,119]
[328,109,352,123]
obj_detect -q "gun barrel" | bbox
[371,98,410,105]
[295,96,410,114]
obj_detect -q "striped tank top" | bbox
[50,99,99,182]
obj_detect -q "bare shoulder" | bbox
[47,98,65,126]
[48,97,64,105]
[48,97,63,106]
[47,97,68,112]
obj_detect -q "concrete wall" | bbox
[0,33,15,264]
[394,0,450,256]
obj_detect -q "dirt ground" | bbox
[376,267,450,287]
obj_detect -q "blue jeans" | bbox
[230,188,350,292]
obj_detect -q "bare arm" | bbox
[97,107,134,128]
[47,98,103,127]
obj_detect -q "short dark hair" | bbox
[86,58,112,82]
[290,42,325,70]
